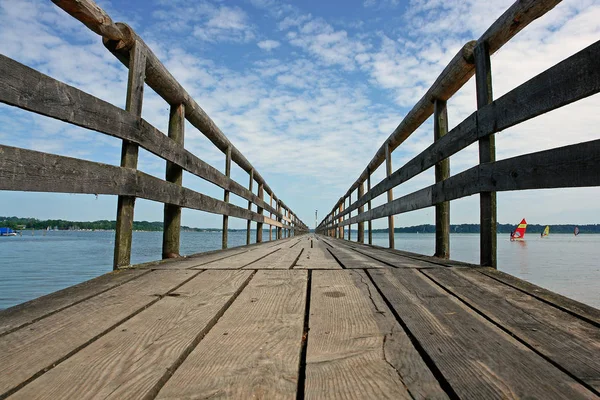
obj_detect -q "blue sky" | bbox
[0,0,599,230]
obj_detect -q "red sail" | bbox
[511,219,527,240]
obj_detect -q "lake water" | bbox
[0,231,598,310]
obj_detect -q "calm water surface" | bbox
[0,231,598,309]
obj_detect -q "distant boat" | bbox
[510,218,527,241]
[574,226,580,236]
[0,227,17,236]
[541,225,550,238]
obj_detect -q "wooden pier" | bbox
[1,234,599,399]
[1,0,600,398]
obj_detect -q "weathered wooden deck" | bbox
[1,234,599,399]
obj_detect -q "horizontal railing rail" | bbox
[316,0,599,268]
[0,0,307,269]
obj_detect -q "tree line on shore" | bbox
[2,216,599,234]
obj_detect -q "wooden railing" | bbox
[0,0,308,269]
[316,0,600,268]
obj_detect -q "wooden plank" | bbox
[198,244,283,270]
[479,268,600,326]
[307,270,447,399]
[162,102,185,259]
[422,267,600,392]
[256,183,264,243]
[243,247,303,270]
[343,244,433,269]
[327,246,386,269]
[222,146,232,249]
[0,145,283,226]
[334,40,600,223]
[385,143,395,249]
[293,244,341,270]
[155,270,306,399]
[0,55,281,218]
[0,270,197,397]
[369,268,597,399]
[8,270,253,400]
[114,40,146,269]
[0,269,147,336]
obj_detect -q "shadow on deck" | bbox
[0,234,599,399]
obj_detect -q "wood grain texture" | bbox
[199,244,283,269]
[8,270,253,400]
[306,270,447,400]
[0,270,197,397]
[326,246,386,269]
[0,269,147,336]
[293,244,341,270]
[344,245,433,269]
[243,247,303,270]
[422,267,600,392]
[0,145,284,227]
[479,267,600,326]
[155,270,307,399]
[369,268,597,399]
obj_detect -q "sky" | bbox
[0,0,599,230]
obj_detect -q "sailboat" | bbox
[541,225,549,238]
[510,218,527,241]
[574,226,580,236]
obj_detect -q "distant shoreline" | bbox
[2,217,598,234]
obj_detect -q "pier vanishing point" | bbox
[1,0,599,399]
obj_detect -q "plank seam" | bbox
[296,269,311,400]
[238,248,282,269]
[364,270,460,400]
[188,249,252,268]
[478,270,600,328]
[419,269,600,397]
[290,248,304,269]
[0,270,205,400]
[348,247,399,269]
[0,269,153,338]
[143,270,257,400]
[290,240,301,248]
[325,248,346,269]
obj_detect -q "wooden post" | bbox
[338,203,344,239]
[358,181,365,243]
[269,193,273,241]
[277,200,282,239]
[434,99,450,259]
[256,183,264,242]
[385,143,395,249]
[113,40,146,270]
[475,41,497,268]
[348,194,352,241]
[162,102,185,259]
[246,168,254,245]
[367,171,372,245]
[221,146,232,249]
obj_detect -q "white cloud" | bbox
[257,40,281,51]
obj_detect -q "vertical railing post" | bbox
[348,194,352,241]
[114,40,146,270]
[162,102,185,259]
[385,143,395,249]
[256,183,264,243]
[269,192,273,241]
[246,168,254,245]
[358,181,365,243]
[277,200,282,239]
[434,99,450,259]
[339,203,346,239]
[367,170,372,245]
[221,146,232,249]
[475,41,497,268]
